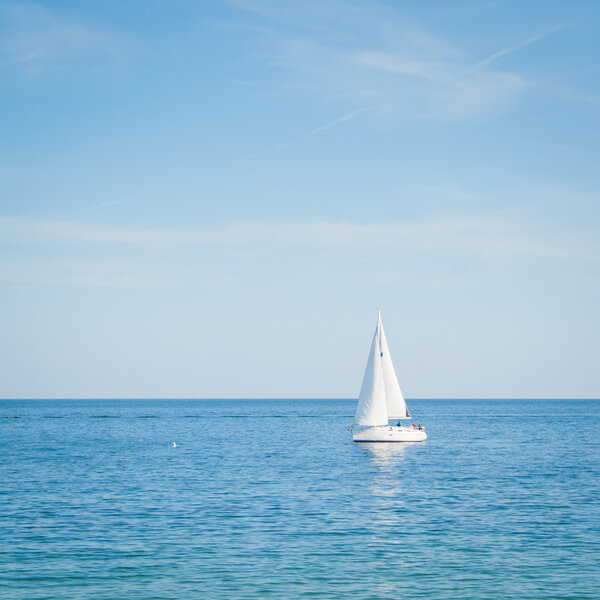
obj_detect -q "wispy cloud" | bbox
[307,108,370,136]
[250,107,368,157]
[231,0,525,121]
[1,215,597,262]
[88,199,126,211]
[494,136,600,158]
[553,85,600,109]
[1,206,597,290]
[353,50,522,119]
[477,27,563,68]
[0,2,130,68]
[249,141,291,158]
[0,257,165,288]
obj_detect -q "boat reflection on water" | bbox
[359,441,420,468]
[359,443,422,527]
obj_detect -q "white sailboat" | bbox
[352,311,427,442]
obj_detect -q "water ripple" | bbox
[0,399,598,599]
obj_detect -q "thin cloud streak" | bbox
[1,216,597,262]
[477,27,562,67]
[307,108,370,136]
[249,141,291,158]
[250,107,367,158]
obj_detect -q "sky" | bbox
[0,0,599,399]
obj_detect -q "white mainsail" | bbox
[354,311,411,427]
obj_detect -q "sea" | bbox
[0,398,598,600]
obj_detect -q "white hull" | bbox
[352,426,427,442]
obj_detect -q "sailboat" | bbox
[351,311,427,442]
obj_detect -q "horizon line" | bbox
[1,397,599,401]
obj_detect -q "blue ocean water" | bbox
[0,399,598,599]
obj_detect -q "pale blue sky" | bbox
[1,0,599,399]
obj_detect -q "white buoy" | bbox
[172,441,177,448]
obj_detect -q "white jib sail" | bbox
[354,318,388,427]
[379,318,411,419]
